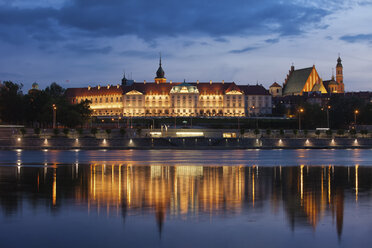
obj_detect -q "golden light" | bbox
[111,118,114,121]
[52,104,57,110]
[176,132,204,137]
[299,108,304,113]
[17,137,21,141]
[327,105,331,109]
[355,110,359,114]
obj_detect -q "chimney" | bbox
[197,80,199,84]
[170,80,172,84]
[209,80,212,85]
[144,80,146,84]
[98,85,100,90]
[291,65,295,72]
[222,80,224,84]
[107,84,110,89]
[88,85,91,90]
[117,84,120,88]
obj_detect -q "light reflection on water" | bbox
[0,150,372,248]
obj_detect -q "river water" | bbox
[0,149,372,248]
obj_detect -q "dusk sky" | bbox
[1,0,372,91]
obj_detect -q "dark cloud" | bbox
[0,0,335,46]
[265,38,279,44]
[214,37,229,43]
[64,43,112,55]
[120,50,161,59]
[340,33,372,43]
[229,46,258,54]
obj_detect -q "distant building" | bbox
[272,57,345,97]
[66,58,272,117]
[282,65,327,96]
[269,82,282,97]
[28,82,40,94]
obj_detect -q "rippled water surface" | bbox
[0,149,372,248]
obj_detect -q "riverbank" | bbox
[2,137,372,150]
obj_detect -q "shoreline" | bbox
[2,137,372,150]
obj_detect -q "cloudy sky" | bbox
[0,0,372,91]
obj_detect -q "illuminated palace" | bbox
[66,59,272,117]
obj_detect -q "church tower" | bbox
[121,72,127,86]
[154,55,166,84]
[336,56,345,93]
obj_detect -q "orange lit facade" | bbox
[271,57,345,97]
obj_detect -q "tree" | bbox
[279,129,285,137]
[136,128,142,137]
[360,129,368,138]
[337,129,344,137]
[254,128,260,138]
[120,128,126,137]
[293,129,298,138]
[0,81,24,124]
[76,128,83,137]
[45,82,65,98]
[53,128,59,136]
[19,128,26,137]
[91,128,98,137]
[34,128,41,136]
[240,128,245,137]
[266,129,271,137]
[105,129,111,138]
[349,129,357,138]
[0,81,91,128]
[315,130,320,139]
[326,129,333,138]
[303,129,308,137]
[63,128,69,137]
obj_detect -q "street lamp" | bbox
[354,109,359,125]
[298,108,304,130]
[250,106,258,128]
[52,104,57,129]
[326,105,331,128]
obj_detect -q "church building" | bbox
[269,57,345,97]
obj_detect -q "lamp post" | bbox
[327,105,331,128]
[52,104,57,129]
[298,108,304,130]
[250,106,258,128]
[354,109,359,125]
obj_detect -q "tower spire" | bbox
[155,53,166,83]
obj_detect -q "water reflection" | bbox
[1,163,371,241]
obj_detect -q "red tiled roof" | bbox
[270,82,281,88]
[66,82,270,97]
[239,85,270,95]
[65,85,122,97]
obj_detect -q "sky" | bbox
[0,0,372,91]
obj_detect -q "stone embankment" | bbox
[2,137,372,150]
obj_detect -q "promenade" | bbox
[3,128,372,150]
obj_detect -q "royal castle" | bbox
[66,58,272,117]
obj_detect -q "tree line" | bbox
[273,94,372,129]
[0,81,91,128]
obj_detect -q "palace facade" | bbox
[66,59,272,117]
